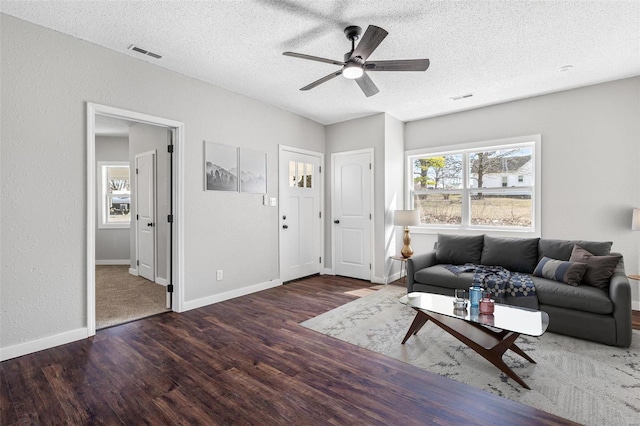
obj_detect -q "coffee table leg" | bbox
[401,310,429,344]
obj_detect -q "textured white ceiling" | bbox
[2,0,639,125]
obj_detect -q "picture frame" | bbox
[204,141,238,191]
[239,148,267,194]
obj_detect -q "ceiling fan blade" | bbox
[300,70,343,91]
[350,25,388,62]
[365,59,430,72]
[355,72,379,97]
[283,52,344,66]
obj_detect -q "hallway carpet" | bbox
[96,265,169,329]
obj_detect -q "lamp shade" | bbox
[632,209,640,231]
[394,210,420,227]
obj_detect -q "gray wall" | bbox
[128,123,171,281]
[405,76,640,307]
[324,113,405,282]
[0,14,324,350]
[95,136,131,263]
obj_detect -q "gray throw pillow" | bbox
[569,245,621,290]
[435,234,484,265]
[533,256,588,286]
[480,236,540,273]
[538,239,612,261]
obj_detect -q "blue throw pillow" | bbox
[533,256,588,286]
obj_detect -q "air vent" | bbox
[128,44,162,60]
[450,93,474,101]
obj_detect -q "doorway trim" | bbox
[330,148,375,282]
[278,145,325,281]
[86,103,185,337]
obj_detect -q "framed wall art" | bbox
[204,141,238,191]
[239,148,267,194]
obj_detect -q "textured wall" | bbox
[405,77,640,307]
[0,15,324,349]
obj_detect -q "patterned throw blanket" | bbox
[444,264,539,309]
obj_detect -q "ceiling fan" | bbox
[283,25,430,97]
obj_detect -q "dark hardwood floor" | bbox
[2,275,583,425]
[633,309,640,330]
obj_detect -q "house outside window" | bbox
[98,161,131,229]
[406,135,541,235]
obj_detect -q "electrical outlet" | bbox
[216,270,223,281]
[270,197,277,207]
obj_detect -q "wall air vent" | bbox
[128,45,162,59]
[450,93,474,101]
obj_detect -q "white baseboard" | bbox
[155,277,168,286]
[385,271,402,284]
[632,300,639,311]
[0,328,88,362]
[96,259,130,265]
[321,268,335,275]
[129,268,138,276]
[182,279,283,312]
[371,275,386,285]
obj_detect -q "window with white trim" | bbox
[407,136,540,233]
[98,161,131,229]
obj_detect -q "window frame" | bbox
[97,161,131,230]
[405,135,541,237]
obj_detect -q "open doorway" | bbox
[87,103,184,335]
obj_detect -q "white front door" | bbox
[279,148,322,282]
[136,150,156,282]
[332,150,372,280]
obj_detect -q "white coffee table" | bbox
[399,292,549,389]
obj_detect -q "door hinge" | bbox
[167,144,174,153]
[369,163,371,170]
[168,214,174,223]
[136,214,139,220]
[319,256,322,263]
[369,263,372,270]
[319,212,321,219]
[319,166,322,173]
[136,168,139,174]
[369,213,372,220]
[167,284,174,293]
[137,260,139,266]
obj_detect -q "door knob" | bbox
[334,220,340,224]
[283,224,289,229]
[282,215,287,220]
[147,222,154,227]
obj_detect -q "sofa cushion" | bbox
[569,245,621,290]
[531,276,613,314]
[435,234,484,265]
[538,239,612,262]
[414,265,474,290]
[533,257,588,286]
[480,236,539,273]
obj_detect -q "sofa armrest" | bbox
[609,254,632,348]
[407,252,437,292]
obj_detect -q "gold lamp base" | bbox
[401,227,414,258]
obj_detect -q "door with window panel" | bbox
[279,150,321,282]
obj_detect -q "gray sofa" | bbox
[406,234,632,347]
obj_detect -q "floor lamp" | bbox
[394,210,420,258]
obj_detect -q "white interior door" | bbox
[332,150,372,280]
[279,148,322,282]
[136,151,156,282]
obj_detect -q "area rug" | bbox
[301,286,640,426]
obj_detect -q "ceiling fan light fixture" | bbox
[343,62,364,79]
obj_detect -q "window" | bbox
[98,162,131,229]
[289,160,313,188]
[407,135,540,234]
